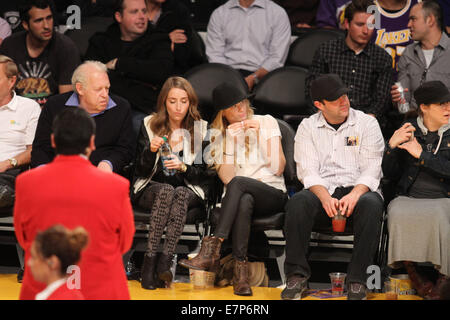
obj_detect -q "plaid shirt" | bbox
[306,38,393,124]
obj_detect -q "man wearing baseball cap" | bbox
[282,73,385,300]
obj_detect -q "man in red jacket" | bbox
[14,107,135,300]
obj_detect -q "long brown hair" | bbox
[149,77,202,151]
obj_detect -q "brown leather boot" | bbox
[403,261,434,298]
[233,259,253,296]
[178,236,222,273]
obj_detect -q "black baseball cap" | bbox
[414,81,450,106]
[310,74,350,102]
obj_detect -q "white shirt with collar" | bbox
[0,92,41,161]
[294,108,385,196]
[206,0,291,72]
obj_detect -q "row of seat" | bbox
[65,16,345,71]
[128,118,390,285]
[184,62,311,129]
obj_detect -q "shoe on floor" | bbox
[281,275,308,300]
[347,282,367,300]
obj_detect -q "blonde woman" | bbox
[179,82,288,296]
[132,76,214,290]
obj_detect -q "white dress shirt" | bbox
[294,108,385,196]
[0,92,41,161]
[206,0,291,72]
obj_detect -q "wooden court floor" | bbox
[0,273,422,300]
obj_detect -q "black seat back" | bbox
[184,63,248,122]
[286,28,345,69]
[253,66,310,126]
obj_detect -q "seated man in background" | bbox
[31,60,134,174]
[15,107,135,300]
[282,74,385,301]
[306,0,393,132]
[0,55,40,215]
[0,0,81,106]
[85,0,174,138]
[392,0,450,111]
[205,0,291,91]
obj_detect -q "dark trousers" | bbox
[284,188,384,284]
[214,176,288,260]
[0,168,21,215]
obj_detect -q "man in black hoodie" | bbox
[85,0,174,138]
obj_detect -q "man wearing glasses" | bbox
[391,0,450,111]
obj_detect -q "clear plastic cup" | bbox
[329,272,346,296]
[384,280,398,300]
[332,212,347,232]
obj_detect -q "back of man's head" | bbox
[344,0,375,23]
[20,0,54,23]
[421,0,444,31]
[52,108,96,156]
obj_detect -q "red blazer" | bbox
[14,155,135,300]
[45,283,85,300]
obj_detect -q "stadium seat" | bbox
[184,63,248,122]
[252,66,311,130]
[286,28,345,69]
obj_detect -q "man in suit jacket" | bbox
[14,107,135,300]
[31,60,135,174]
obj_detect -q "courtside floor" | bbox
[0,273,421,300]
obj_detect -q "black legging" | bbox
[139,182,198,256]
[213,176,288,260]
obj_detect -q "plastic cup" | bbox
[329,272,346,296]
[332,212,347,232]
[384,281,398,300]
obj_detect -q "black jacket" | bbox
[382,117,450,198]
[31,91,135,174]
[84,23,174,114]
[132,121,216,204]
[150,0,207,74]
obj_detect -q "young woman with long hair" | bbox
[179,82,288,296]
[132,76,214,290]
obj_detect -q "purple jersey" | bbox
[316,0,351,29]
[371,0,421,75]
